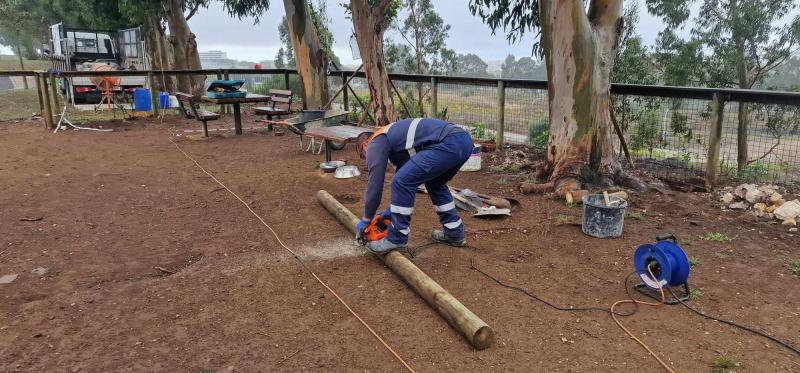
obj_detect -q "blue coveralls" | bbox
[363,118,474,245]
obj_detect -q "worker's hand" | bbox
[379,207,392,220]
[356,218,370,240]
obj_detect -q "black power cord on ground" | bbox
[408,241,800,358]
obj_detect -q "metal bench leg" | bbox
[202,121,209,137]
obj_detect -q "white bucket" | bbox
[460,144,482,172]
[169,95,179,109]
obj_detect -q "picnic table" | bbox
[303,125,374,162]
[201,93,271,135]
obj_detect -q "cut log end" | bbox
[473,325,494,350]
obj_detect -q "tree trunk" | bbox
[350,0,398,126]
[532,0,624,194]
[410,2,425,116]
[16,44,28,89]
[143,16,174,92]
[166,0,205,96]
[283,0,331,109]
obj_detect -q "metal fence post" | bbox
[223,69,231,114]
[705,92,726,189]
[35,73,46,128]
[430,76,438,118]
[284,70,290,90]
[41,74,54,129]
[215,70,225,114]
[342,71,348,111]
[148,71,160,117]
[48,73,61,111]
[497,80,506,148]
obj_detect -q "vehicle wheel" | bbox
[329,141,346,151]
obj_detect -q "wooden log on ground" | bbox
[316,190,494,350]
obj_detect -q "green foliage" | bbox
[468,0,542,56]
[454,53,489,77]
[528,121,548,148]
[737,160,770,182]
[470,122,491,140]
[496,177,509,185]
[711,354,743,372]
[500,54,546,79]
[348,93,372,124]
[386,0,455,75]
[612,3,659,86]
[630,107,663,156]
[687,288,703,301]
[688,257,701,266]
[625,211,646,220]
[789,259,800,277]
[699,232,734,243]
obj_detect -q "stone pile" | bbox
[719,184,800,226]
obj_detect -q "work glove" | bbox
[356,218,370,240]
[379,207,392,220]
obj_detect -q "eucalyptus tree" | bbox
[470,0,646,193]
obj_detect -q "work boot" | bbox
[431,229,466,247]
[366,238,407,254]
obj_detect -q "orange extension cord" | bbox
[611,265,677,373]
[168,136,416,373]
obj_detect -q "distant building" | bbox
[199,50,228,69]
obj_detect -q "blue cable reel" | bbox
[633,234,692,304]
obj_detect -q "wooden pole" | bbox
[316,190,494,350]
[348,85,376,125]
[342,72,349,112]
[48,74,61,111]
[41,74,54,129]
[609,98,635,169]
[223,69,231,115]
[35,73,46,128]
[148,71,160,117]
[284,70,290,90]
[430,76,438,118]
[496,80,505,148]
[389,79,412,118]
[705,93,726,189]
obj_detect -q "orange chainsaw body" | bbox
[363,215,391,242]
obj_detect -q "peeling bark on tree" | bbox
[283,0,331,109]
[166,0,205,96]
[143,16,174,92]
[350,0,398,126]
[524,0,631,195]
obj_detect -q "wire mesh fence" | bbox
[3,68,798,186]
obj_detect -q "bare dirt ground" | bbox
[1,115,799,372]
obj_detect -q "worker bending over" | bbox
[356,117,474,254]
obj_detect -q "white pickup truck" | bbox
[46,23,148,104]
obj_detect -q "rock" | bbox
[765,213,774,219]
[766,205,778,213]
[745,188,765,203]
[790,228,798,232]
[774,199,800,220]
[31,267,48,276]
[782,218,797,226]
[0,274,18,284]
[728,201,748,210]
[753,203,767,212]
[769,192,783,203]
[734,184,755,199]
[758,184,779,194]
[773,198,786,207]
[720,193,735,205]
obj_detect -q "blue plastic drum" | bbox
[158,92,170,109]
[133,88,152,112]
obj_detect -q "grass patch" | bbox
[714,251,730,259]
[552,214,575,225]
[0,55,51,70]
[790,259,800,277]
[0,89,40,121]
[687,288,703,300]
[688,257,701,266]
[496,178,509,185]
[711,354,742,372]
[625,211,646,220]
[699,232,734,243]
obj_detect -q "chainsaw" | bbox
[357,215,391,245]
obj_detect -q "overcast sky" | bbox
[0,0,687,60]
[187,0,684,65]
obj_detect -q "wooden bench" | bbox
[176,92,220,137]
[254,89,293,128]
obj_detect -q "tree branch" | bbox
[185,2,200,20]
[587,0,623,30]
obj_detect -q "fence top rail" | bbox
[2,67,797,105]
